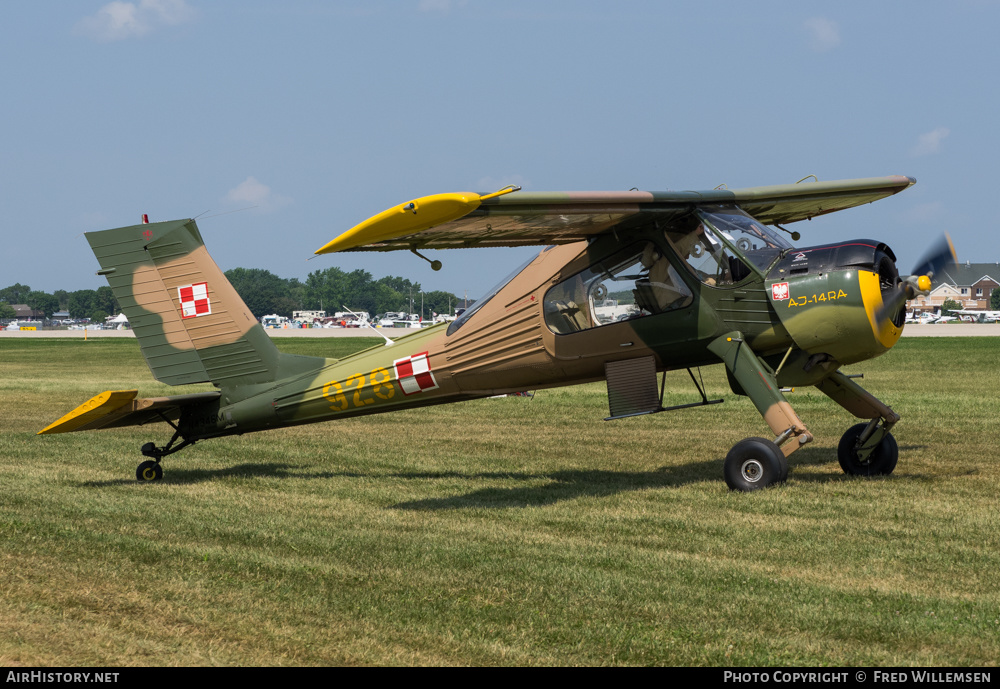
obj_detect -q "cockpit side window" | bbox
[543,242,693,335]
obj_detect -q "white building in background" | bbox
[906,262,1000,313]
[293,310,325,321]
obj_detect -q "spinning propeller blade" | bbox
[911,233,957,282]
[875,233,957,328]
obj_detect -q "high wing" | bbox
[38,390,220,435]
[316,175,915,254]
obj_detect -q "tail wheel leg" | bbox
[135,427,194,482]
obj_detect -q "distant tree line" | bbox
[224,267,461,319]
[0,283,119,322]
[1,267,463,322]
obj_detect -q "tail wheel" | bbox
[136,460,163,482]
[837,423,898,476]
[724,437,788,492]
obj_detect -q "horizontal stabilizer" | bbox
[38,390,221,435]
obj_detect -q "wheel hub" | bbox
[740,459,764,483]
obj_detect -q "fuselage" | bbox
[181,216,905,443]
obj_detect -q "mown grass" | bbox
[1,337,998,666]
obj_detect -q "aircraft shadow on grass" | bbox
[80,460,727,502]
[80,462,300,487]
[387,443,931,509]
[79,444,929,504]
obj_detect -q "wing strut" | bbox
[658,368,725,413]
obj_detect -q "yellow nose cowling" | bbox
[859,270,904,352]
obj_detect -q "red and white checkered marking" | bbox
[178,281,211,319]
[771,282,789,301]
[393,351,439,396]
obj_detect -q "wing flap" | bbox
[318,176,915,252]
[38,390,221,435]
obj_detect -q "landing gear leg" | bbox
[816,371,900,477]
[710,332,813,490]
[135,425,195,482]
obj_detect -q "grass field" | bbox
[1,337,998,666]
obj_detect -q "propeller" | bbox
[875,233,957,328]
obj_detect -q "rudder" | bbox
[87,219,301,387]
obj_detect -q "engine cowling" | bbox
[765,240,904,366]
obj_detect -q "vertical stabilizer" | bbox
[87,219,302,387]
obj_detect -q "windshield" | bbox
[696,206,792,272]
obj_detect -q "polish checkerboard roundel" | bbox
[178,282,211,319]
[393,352,439,395]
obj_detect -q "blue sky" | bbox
[3,1,997,301]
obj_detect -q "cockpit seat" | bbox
[545,299,590,334]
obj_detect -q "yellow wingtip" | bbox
[314,186,520,255]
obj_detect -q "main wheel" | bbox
[837,423,898,476]
[136,460,163,482]
[724,437,788,492]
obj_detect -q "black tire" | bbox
[837,423,898,476]
[136,460,163,482]
[724,437,788,492]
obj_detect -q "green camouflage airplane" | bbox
[39,175,954,491]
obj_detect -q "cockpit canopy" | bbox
[667,206,794,287]
[539,205,795,335]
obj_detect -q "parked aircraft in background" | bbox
[955,310,1000,323]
